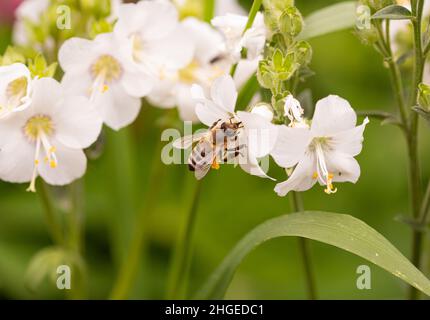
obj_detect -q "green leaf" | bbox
[412,106,430,124]
[298,1,358,40]
[196,211,430,299]
[236,75,260,110]
[372,5,413,20]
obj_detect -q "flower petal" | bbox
[311,95,357,136]
[233,58,259,89]
[237,110,278,158]
[137,0,178,40]
[38,142,87,186]
[192,84,229,126]
[98,85,141,130]
[58,37,95,73]
[121,70,154,98]
[0,123,34,183]
[271,125,312,169]
[54,95,103,149]
[177,84,199,122]
[210,75,238,113]
[274,152,317,197]
[330,117,369,157]
[30,78,64,115]
[182,17,225,64]
[326,151,361,184]
[145,26,194,70]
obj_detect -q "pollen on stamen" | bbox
[211,160,220,170]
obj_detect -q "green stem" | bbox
[408,0,425,300]
[69,180,84,253]
[203,0,215,23]
[244,0,263,33]
[166,178,203,299]
[67,180,87,300]
[384,21,408,126]
[419,180,430,225]
[290,191,317,300]
[38,181,64,246]
[109,138,165,300]
[230,0,263,77]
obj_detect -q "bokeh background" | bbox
[0,0,429,299]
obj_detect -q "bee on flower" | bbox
[173,75,278,180]
[271,95,369,196]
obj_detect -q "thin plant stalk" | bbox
[110,137,166,299]
[375,2,426,299]
[230,0,263,77]
[290,191,317,300]
[67,180,87,299]
[408,0,425,300]
[69,180,84,253]
[203,0,216,23]
[38,181,64,246]
[166,178,203,299]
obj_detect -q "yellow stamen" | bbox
[211,160,220,170]
[324,173,337,194]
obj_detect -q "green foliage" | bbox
[298,1,358,40]
[25,246,84,292]
[28,55,58,78]
[196,212,430,299]
[0,46,26,66]
[361,0,395,12]
[279,6,304,37]
[372,5,413,20]
[88,19,114,39]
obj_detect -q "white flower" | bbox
[13,0,51,48]
[0,78,102,192]
[0,63,33,119]
[114,0,194,77]
[211,12,266,62]
[147,17,228,121]
[284,94,306,127]
[190,75,278,179]
[251,103,274,122]
[215,0,246,16]
[272,95,369,196]
[59,32,151,130]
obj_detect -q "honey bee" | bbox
[173,117,245,180]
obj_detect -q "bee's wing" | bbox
[193,140,217,180]
[173,131,207,149]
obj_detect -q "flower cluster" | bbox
[0,0,268,191]
[0,0,369,198]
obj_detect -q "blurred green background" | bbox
[1,0,430,300]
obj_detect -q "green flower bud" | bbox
[28,54,58,78]
[0,46,26,66]
[279,6,303,37]
[89,19,114,39]
[292,40,312,66]
[418,83,430,111]
[360,0,394,11]
[80,0,112,18]
[257,59,276,89]
[263,0,295,32]
[354,25,380,46]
